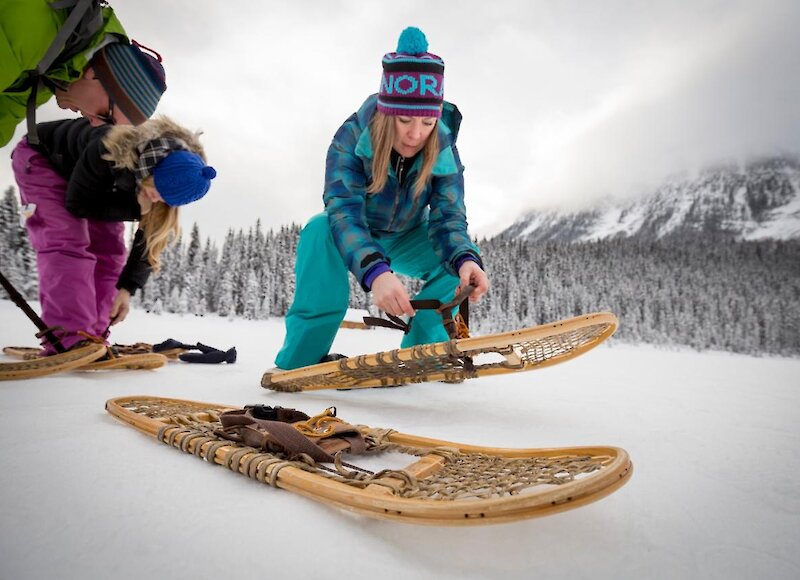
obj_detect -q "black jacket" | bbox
[32,118,151,294]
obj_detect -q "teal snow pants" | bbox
[275,212,465,370]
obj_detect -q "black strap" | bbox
[0,269,66,352]
[363,285,475,339]
[361,314,408,333]
[26,0,101,145]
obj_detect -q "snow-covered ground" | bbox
[1,299,799,579]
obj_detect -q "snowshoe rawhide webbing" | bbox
[262,312,619,392]
[106,396,633,525]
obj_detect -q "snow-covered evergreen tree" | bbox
[217,269,235,317]
[242,269,260,320]
[0,186,37,299]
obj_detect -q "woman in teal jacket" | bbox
[275,27,490,370]
[0,0,165,146]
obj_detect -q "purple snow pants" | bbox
[12,139,127,353]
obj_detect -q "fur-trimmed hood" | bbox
[101,115,207,170]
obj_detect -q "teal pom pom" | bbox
[397,27,429,55]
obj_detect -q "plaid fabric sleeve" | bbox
[323,115,389,288]
[427,142,480,276]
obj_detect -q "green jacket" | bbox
[0,0,127,146]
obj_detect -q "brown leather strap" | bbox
[363,285,475,339]
[362,313,411,333]
[217,407,365,463]
[433,285,474,339]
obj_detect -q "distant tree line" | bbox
[470,236,799,356]
[1,185,798,356]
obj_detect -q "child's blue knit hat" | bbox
[152,150,216,206]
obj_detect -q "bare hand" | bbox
[371,272,416,317]
[109,288,132,325]
[457,261,490,302]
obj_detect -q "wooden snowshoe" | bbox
[0,343,107,380]
[2,346,47,360]
[262,312,618,392]
[4,342,185,360]
[1,344,168,375]
[79,350,168,371]
[106,396,633,525]
[114,342,187,360]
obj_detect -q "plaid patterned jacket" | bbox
[323,94,480,289]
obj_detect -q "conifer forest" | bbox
[1,186,797,356]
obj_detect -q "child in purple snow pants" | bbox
[13,139,127,351]
[11,116,217,355]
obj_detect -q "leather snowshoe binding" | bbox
[216,406,365,463]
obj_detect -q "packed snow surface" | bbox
[1,300,798,579]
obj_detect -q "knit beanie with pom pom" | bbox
[377,27,444,118]
[152,150,216,206]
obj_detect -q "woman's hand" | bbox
[109,288,132,325]
[457,261,490,302]
[371,272,416,317]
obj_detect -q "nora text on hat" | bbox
[378,27,444,118]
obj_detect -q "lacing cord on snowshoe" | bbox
[76,331,116,358]
[363,285,475,340]
[293,407,343,438]
[362,286,476,378]
[30,328,108,357]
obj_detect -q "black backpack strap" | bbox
[26,0,104,145]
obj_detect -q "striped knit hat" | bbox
[91,40,167,125]
[378,27,444,118]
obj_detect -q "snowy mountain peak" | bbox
[502,156,800,242]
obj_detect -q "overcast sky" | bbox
[2,0,799,242]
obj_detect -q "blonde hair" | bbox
[366,112,439,197]
[100,117,204,272]
[137,176,179,272]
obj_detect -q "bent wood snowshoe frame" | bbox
[106,396,632,525]
[4,343,183,360]
[80,352,168,371]
[262,312,618,392]
[0,343,107,380]
[1,345,168,376]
